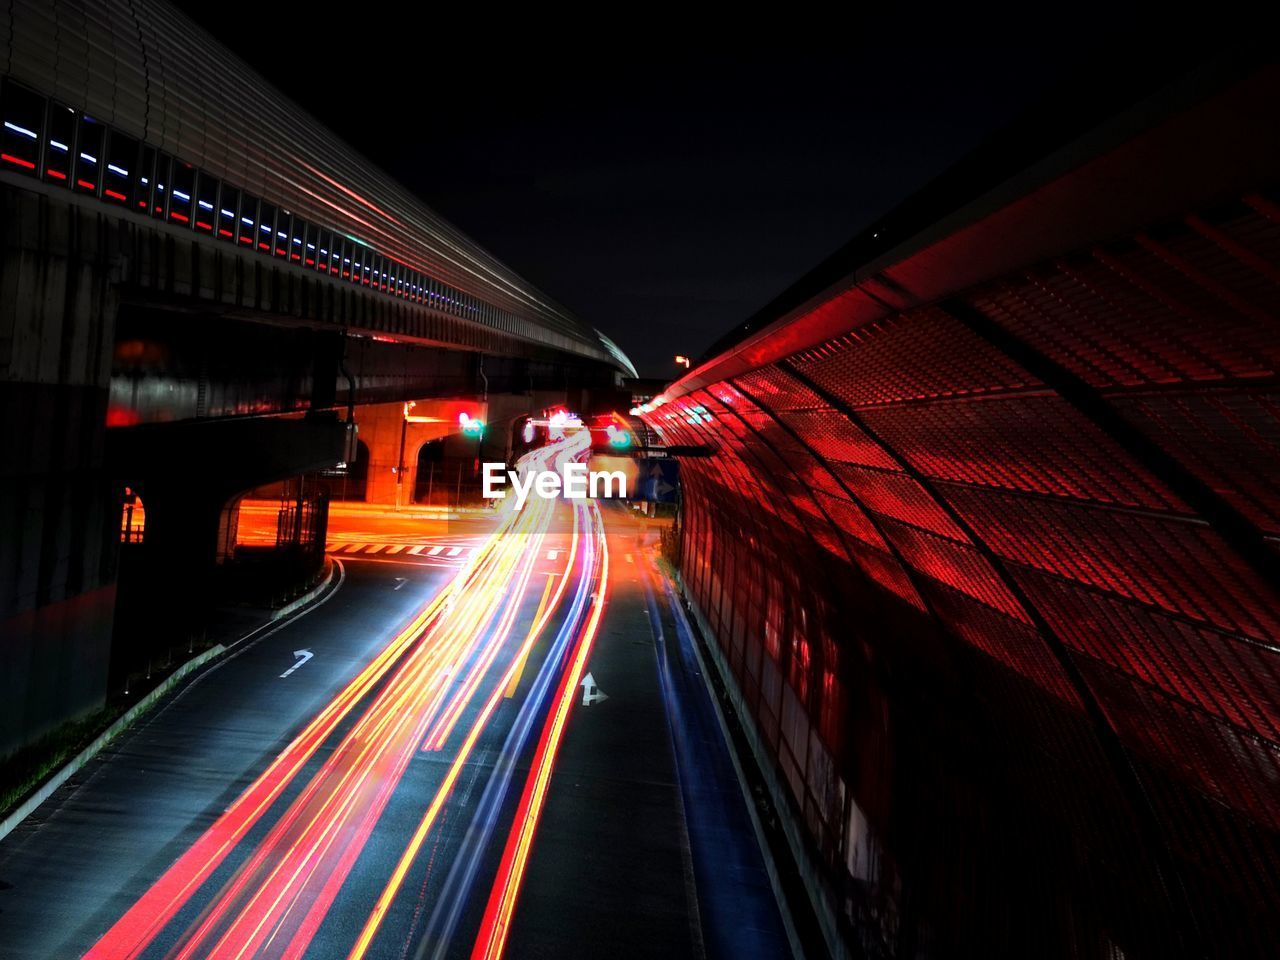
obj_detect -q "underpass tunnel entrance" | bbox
[414,439,445,504]
[413,433,488,506]
[105,414,348,694]
[119,487,146,545]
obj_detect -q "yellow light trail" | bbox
[470,502,610,960]
[345,488,588,960]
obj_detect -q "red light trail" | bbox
[87,429,612,960]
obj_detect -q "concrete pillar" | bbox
[0,183,121,757]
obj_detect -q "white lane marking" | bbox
[547,549,559,560]
[365,544,385,555]
[409,545,427,556]
[580,671,609,706]
[279,648,314,678]
[446,547,462,557]
[427,546,444,556]
[385,544,405,555]
[394,577,409,590]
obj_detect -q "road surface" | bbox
[0,433,786,959]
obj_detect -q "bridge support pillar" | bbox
[0,183,121,759]
[106,415,347,693]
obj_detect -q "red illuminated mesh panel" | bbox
[860,397,1181,510]
[782,450,849,501]
[980,247,1278,388]
[1111,391,1280,537]
[1111,238,1277,375]
[788,410,902,474]
[944,485,1280,641]
[773,408,900,470]
[725,423,826,524]
[924,579,1083,710]
[790,307,1038,408]
[843,536,925,611]
[737,406,827,470]
[1017,568,1280,742]
[700,396,816,532]
[827,463,969,541]
[1169,206,1280,318]
[736,364,828,411]
[794,462,924,604]
[1084,662,1280,834]
[784,489,848,560]
[712,383,856,499]
[810,490,888,550]
[877,517,1028,621]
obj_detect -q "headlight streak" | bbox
[418,539,540,752]
[83,446,542,960]
[88,431,607,960]
[351,450,602,960]
[84,572,465,960]
[408,501,599,960]
[467,502,610,960]
[166,527,537,959]
[183,460,565,960]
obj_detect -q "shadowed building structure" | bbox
[0,0,633,758]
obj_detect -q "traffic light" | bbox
[605,424,632,449]
[459,411,486,438]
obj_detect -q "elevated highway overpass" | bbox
[0,0,634,757]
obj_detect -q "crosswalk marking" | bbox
[327,542,475,561]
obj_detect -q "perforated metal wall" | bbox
[645,69,1280,959]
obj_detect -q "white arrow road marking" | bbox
[580,671,609,706]
[280,649,314,678]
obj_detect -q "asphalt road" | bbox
[0,435,787,960]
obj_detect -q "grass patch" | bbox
[0,706,122,820]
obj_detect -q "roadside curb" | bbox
[666,565,844,960]
[0,557,339,845]
[0,641,226,845]
[269,557,337,622]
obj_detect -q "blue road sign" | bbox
[635,458,679,503]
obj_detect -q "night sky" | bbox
[175,5,1146,378]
